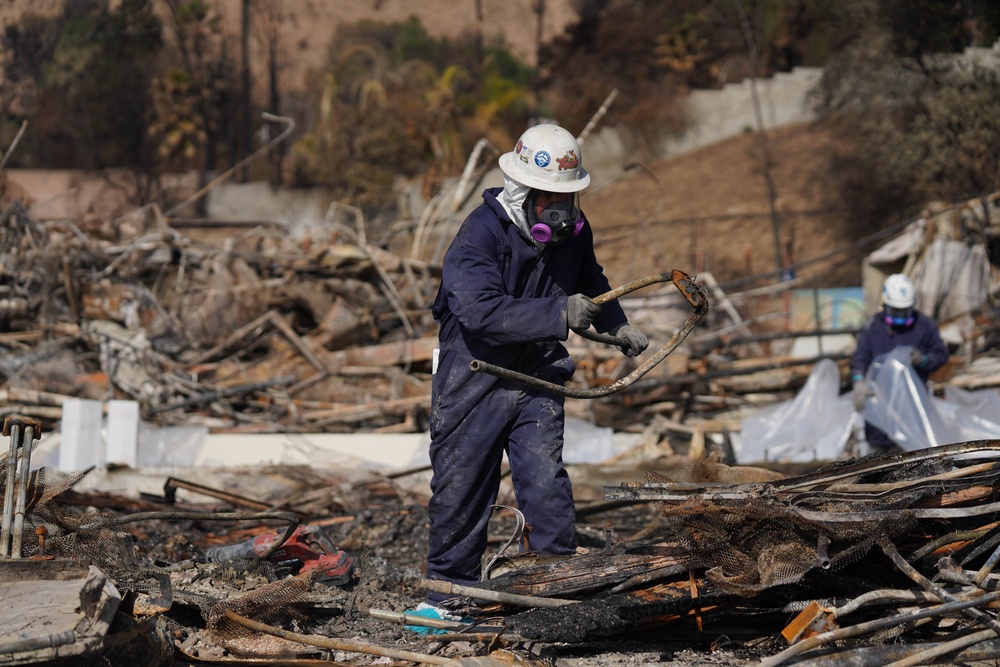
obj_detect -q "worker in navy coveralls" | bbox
[422,123,649,611]
[851,273,949,451]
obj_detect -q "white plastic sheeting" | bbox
[735,359,855,463]
[863,347,1000,450]
[736,348,1000,463]
[911,239,991,322]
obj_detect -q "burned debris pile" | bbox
[424,441,1000,664]
[5,420,1000,665]
[0,198,832,438]
[0,200,446,433]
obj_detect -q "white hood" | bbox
[497,175,533,241]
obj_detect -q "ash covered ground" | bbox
[92,462,773,666]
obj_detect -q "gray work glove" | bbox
[611,323,649,358]
[567,294,601,330]
[852,379,870,412]
[910,348,927,369]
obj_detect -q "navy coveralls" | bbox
[850,310,949,449]
[425,187,627,599]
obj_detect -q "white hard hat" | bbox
[882,273,915,308]
[498,124,590,193]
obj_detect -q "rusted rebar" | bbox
[470,270,708,398]
[30,524,54,561]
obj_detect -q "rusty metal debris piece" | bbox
[162,477,272,511]
[482,504,526,581]
[470,270,709,398]
[29,525,54,561]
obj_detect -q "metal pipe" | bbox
[887,628,998,667]
[834,588,944,619]
[758,590,1000,667]
[878,536,1000,638]
[471,270,708,398]
[224,609,453,666]
[369,608,472,633]
[816,535,831,570]
[780,634,1000,667]
[0,630,75,654]
[10,424,34,558]
[975,538,1000,586]
[0,422,20,558]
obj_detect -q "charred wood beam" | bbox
[621,353,851,392]
[474,547,689,599]
[505,580,730,643]
[161,477,272,511]
[144,374,295,416]
[224,608,452,665]
[693,327,861,350]
[189,310,329,375]
[771,440,1000,492]
[422,578,579,607]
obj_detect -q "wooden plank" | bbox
[479,547,689,598]
[0,563,119,653]
[321,336,438,369]
[0,559,90,582]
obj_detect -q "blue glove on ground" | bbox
[403,602,468,635]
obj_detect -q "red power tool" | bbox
[205,525,354,586]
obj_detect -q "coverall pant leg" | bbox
[425,384,576,603]
[506,387,576,556]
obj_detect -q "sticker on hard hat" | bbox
[556,150,579,171]
[515,140,523,155]
[534,151,551,168]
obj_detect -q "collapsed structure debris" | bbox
[5,412,1000,665]
[3,188,1000,446]
[2,147,1000,665]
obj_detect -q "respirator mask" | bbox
[884,306,914,328]
[526,191,584,245]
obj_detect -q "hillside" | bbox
[582,120,858,291]
[0,0,580,95]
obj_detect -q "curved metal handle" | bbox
[571,270,705,347]
[469,269,709,398]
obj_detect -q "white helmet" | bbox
[498,124,590,193]
[882,273,915,309]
